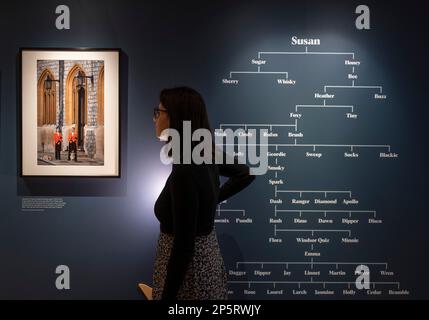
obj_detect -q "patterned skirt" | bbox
[152,226,228,300]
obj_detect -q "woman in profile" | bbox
[152,87,255,300]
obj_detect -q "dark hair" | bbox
[159,86,214,163]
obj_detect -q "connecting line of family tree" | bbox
[221,45,389,151]
[256,46,383,92]
[218,42,407,297]
[227,46,384,94]
[215,142,392,152]
[228,259,401,290]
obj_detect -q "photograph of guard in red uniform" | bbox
[68,125,78,162]
[54,127,63,160]
[36,59,106,167]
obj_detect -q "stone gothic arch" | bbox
[37,69,57,126]
[97,66,104,126]
[95,66,105,161]
[65,64,88,149]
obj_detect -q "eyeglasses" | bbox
[153,107,168,119]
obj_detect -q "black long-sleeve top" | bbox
[154,158,255,300]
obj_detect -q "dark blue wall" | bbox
[0,0,428,299]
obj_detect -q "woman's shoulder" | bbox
[171,163,193,175]
[171,163,217,181]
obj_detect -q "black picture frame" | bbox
[19,47,121,178]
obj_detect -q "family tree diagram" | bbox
[215,36,409,298]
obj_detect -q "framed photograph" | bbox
[20,48,120,177]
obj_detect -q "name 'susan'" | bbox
[291,36,321,46]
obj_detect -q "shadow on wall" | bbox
[16,52,129,197]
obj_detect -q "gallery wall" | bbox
[0,0,428,299]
